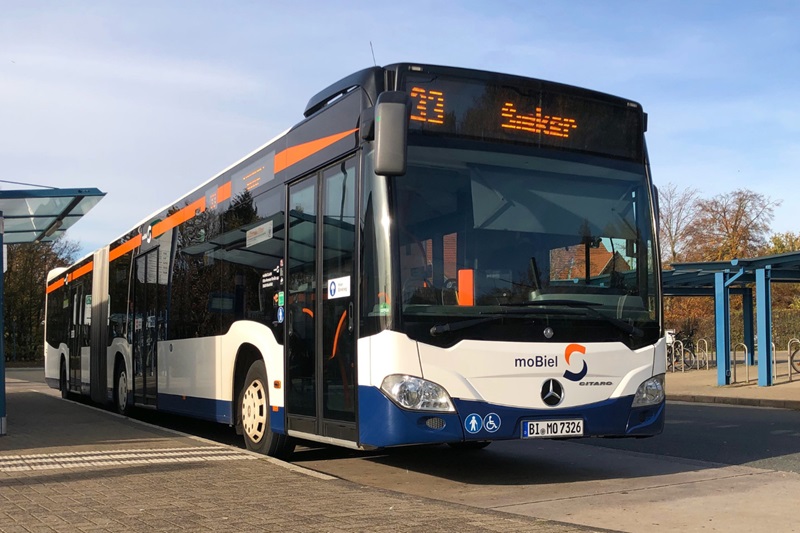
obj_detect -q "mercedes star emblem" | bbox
[541,379,564,406]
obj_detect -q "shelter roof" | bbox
[663,251,800,295]
[0,188,105,244]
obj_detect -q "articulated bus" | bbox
[45,63,665,457]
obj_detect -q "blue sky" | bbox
[2,1,799,257]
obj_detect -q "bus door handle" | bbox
[348,302,354,332]
[287,310,294,337]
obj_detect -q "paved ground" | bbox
[0,371,607,533]
[666,357,800,410]
[2,364,799,532]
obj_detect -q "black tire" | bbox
[791,348,800,374]
[59,359,69,399]
[113,361,131,416]
[447,441,491,451]
[239,360,295,458]
[683,349,697,370]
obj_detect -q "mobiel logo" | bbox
[515,344,589,382]
[514,355,558,368]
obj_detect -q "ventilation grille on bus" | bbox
[424,417,446,430]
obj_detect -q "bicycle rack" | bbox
[788,338,800,382]
[697,338,710,370]
[772,342,777,383]
[667,340,684,373]
[733,343,748,383]
[690,342,699,371]
[675,340,685,373]
[664,342,675,372]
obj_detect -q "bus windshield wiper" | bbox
[430,316,503,336]
[504,300,644,338]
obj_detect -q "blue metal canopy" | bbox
[663,251,800,387]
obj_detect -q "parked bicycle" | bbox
[790,346,800,374]
[673,331,698,371]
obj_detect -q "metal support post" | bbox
[743,288,755,365]
[714,271,731,386]
[756,267,773,386]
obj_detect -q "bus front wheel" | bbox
[240,360,295,459]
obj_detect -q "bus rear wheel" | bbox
[59,359,69,399]
[114,363,131,416]
[240,360,294,459]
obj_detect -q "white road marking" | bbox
[0,446,256,472]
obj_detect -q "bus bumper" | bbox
[358,386,664,448]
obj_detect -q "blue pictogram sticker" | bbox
[276,307,285,324]
[483,413,501,433]
[329,280,337,297]
[465,413,483,434]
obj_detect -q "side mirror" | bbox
[373,91,410,176]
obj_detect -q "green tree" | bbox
[761,231,800,310]
[765,231,800,255]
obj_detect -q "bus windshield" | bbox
[391,144,659,348]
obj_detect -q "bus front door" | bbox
[286,159,357,443]
[132,249,160,406]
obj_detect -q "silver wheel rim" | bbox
[242,379,267,443]
[117,370,128,412]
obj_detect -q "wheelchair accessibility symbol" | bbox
[465,413,501,434]
[483,413,501,433]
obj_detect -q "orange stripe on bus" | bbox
[46,277,65,294]
[153,197,206,238]
[109,235,143,262]
[274,129,358,174]
[216,181,231,203]
[69,261,94,282]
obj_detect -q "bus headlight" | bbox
[632,374,665,407]
[380,375,455,412]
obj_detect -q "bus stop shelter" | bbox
[663,252,800,387]
[0,187,105,435]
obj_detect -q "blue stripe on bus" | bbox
[450,396,664,439]
[358,386,464,447]
[357,386,664,448]
[158,393,233,424]
[270,406,285,434]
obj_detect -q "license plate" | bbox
[522,419,584,438]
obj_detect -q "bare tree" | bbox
[689,189,779,261]
[658,182,700,265]
[4,237,79,363]
[661,187,779,337]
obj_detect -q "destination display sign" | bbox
[402,72,643,160]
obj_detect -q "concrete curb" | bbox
[669,394,800,410]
